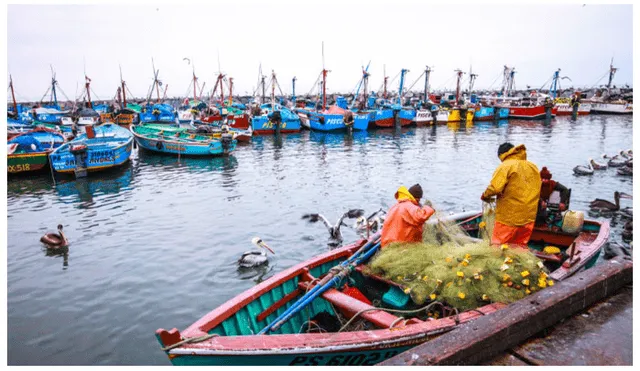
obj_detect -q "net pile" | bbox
[365,203,552,311]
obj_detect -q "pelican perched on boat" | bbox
[40,224,68,249]
[602,153,626,167]
[589,157,608,170]
[302,209,365,244]
[573,161,594,175]
[238,237,275,268]
[354,208,387,236]
[617,166,633,176]
[589,191,632,212]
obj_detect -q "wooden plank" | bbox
[256,289,301,323]
[379,256,633,366]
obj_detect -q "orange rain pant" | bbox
[491,221,535,247]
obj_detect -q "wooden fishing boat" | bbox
[155,210,608,366]
[131,124,236,156]
[49,123,133,178]
[251,103,302,134]
[8,127,65,174]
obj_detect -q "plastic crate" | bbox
[382,286,410,308]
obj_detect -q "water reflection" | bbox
[137,150,238,174]
[43,245,69,270]
[54,164,134,206]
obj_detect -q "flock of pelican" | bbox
[573,149,633,176]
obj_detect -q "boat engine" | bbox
[220,133,233,154]
[69,143,88,178]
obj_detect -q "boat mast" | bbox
[9,75,18,114]
[228,78,233,106]
[383,64,388,99]
[363,68,369,108]
[398,69,408,106]
[219,74,225,105]
[152,59,161,103]
[607,57,617,89]
[423,66,431,103]
[271,70,276,108]
[85,74,93,108]
[322,42,328,110]
[261,75,266,104]
[192,64,197,102]
[468,65,478,94]
[50,66,58,106]
[120,65,127,107]
[454,69,464,104]
[292,76,296,103]
[550,69,560,99]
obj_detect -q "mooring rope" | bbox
[161,333,220,352]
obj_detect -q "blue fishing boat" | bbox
[251,103,301,134]
[8,127,65,173]
[130,124,236,156]
[139,103,177,124]
[48,123,133,178]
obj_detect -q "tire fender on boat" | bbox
[156,141,163,150]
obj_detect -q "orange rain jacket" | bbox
[482,144,541,227]
[381,186,435,247]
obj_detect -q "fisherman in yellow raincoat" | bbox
[481,143,541,247]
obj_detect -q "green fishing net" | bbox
[365,202,551,311]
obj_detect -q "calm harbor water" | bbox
[7,115,633,365]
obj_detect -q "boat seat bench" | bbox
[320,288,422,329]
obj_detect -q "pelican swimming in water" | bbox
[238,237,275,268]
[302,209,365,245]
[354,208,387,236]
[619,149,632,159]
[589,191,632,212]
[573,161,594,175]
[622,219,633,241]
[602,153,626,167]
[40,224,69,249]
[617,166,633,176]
[589,157,608,170]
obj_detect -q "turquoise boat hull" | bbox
[49,124,133,175]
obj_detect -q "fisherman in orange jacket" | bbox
[381,184,435,247]
[481,143,541,247]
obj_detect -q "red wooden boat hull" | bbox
[369,117,395,128]
[155,211,608,365]
[227,114,250,130]
[507,105,558,119]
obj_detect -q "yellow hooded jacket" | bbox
[482,144,541,226]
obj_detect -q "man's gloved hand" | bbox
[480,194,493,203]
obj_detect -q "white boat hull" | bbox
[590,102,632,114]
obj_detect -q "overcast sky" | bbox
[6,2,634,103]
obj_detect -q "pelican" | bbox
[302,209,365,243]
[238,237,275,268]
[617,166,633,176]
[354,208,387,235]
[40,224,68,249]
[619,207,633,219]
[589,191,632,212]
[622,220,633,241]
[619,150,632,159]
[589,157,608,170]
[573,161,594,175]
[603,242,631,260]
[602,153,626,167]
